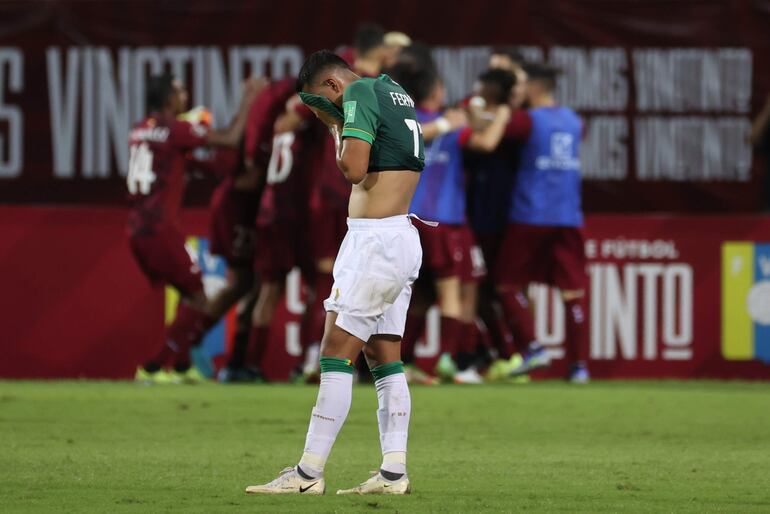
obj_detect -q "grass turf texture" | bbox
[1,381,769,513]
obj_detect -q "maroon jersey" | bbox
[317,132,351,208]
[292,103,350,210]
[127,113,209,234]
[244,77,296,171]
[186,147,240,178]
[257,120,322,226]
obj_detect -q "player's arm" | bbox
[332,123,370,185]
[750,94,770,147]
[422,108,467,143]
[274,95,310,134]
[206,77,266,148]
[185,148,240,179]
[333,80,380,184]
[462,105,512,152]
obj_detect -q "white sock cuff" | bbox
[320,370,354,383]
[383,451,406,464]
[374,373,407,397]
[299,451,326,471]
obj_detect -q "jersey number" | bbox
[127,143,157,195]
[404,119,422,158]
[266,132,296,184]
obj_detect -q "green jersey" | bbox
[341,74,425,172]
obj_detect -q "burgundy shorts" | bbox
[309,204,348,261]
[129,226,203,296]
[209,179,258,267]
[254,220,314,281]
[495,223,587,291]
[417,223,487,282]
[476,232,504,272]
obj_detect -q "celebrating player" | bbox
[246,50,424,495]
[495,63,590,383]
[464,69,528,378]
[241,77,323,379]
[393,66,511,384]
[128,72,259,384]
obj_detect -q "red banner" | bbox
[2,206,769,380]
[1,1,770,210]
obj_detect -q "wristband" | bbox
[435,117,451,134]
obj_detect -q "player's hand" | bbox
[274,111,304,134]
[443,108,468,130]
[329,123,342,151]
[286,94,303,113]
[274,95,305,134]
[241,77,268,103]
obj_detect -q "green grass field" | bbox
[1,381,769,513]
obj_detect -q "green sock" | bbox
[319,356,355,374]
[370,361,404,381]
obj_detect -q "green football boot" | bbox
[134,367,176,385]
[171,366,208,385]
[435,352,458,382]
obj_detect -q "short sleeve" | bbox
[341,80,379,145]
[171,120,209,149]
[457,126,473,147]
[504,110,533,140]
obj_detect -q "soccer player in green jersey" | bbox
[245,51,425,495]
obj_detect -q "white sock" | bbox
[375,373,411,475]
[298,371,352,478]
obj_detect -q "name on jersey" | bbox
[129,126,170,143]
[389,91,415,108]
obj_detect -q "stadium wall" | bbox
[0,0,769,211]
[2,205,769,380]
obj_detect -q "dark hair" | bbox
[146,72,175,112]
[524,62,559,92]
[354,24,385,56]
[490,46,524,65]
[395,41,436,73]
[389,63,439,105]
[478,68,516,104]
[296,50,351,93]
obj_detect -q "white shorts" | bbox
[323,215,422,342]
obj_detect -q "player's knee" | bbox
[365,335,402,369]
[252,282,281,325]
[436,278,462,317]
[320,331,362,362]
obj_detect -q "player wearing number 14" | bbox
[127,72,260,383]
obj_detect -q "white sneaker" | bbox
[336,472,411,495]
[454,367,484,384]
[245,467,325,495]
